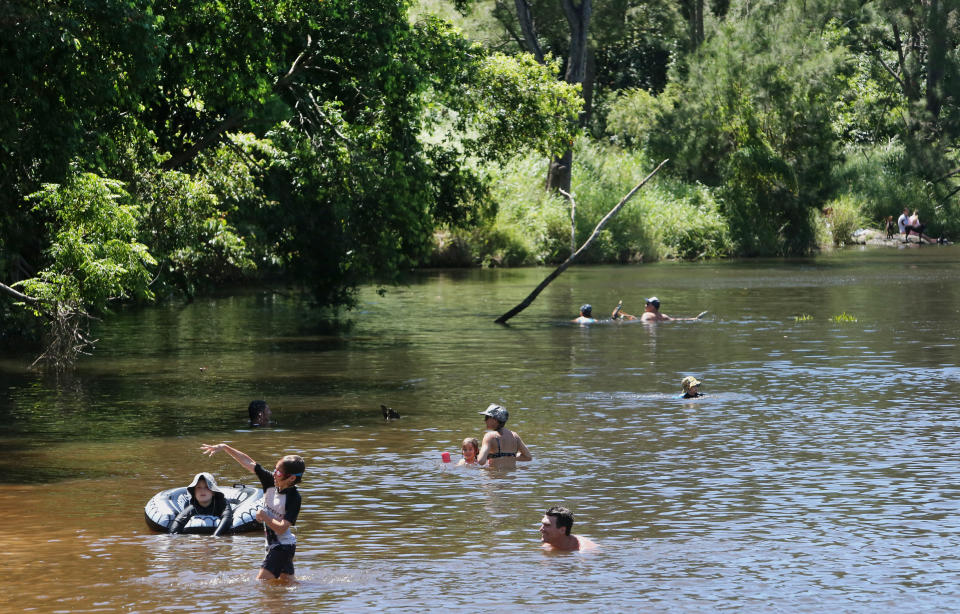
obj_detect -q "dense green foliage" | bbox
[0,0,579,362]
[444,0,958,264]
[431,138,731,267]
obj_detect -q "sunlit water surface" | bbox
[2,246,959,612]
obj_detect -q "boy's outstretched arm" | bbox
[200,443,256,473]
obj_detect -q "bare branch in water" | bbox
[494,159,669,324]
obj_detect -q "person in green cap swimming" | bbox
[681,376,704,398]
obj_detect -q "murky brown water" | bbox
[2,245,960,612]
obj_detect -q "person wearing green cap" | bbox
[681,376,703,398]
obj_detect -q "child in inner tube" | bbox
[169,472,233,536]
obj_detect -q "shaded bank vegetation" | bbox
[430,0,959,266]
[2,0,959,364]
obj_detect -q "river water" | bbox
[1,246,959,612]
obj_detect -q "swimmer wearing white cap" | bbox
[640,297,708,322]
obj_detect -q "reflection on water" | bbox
[2,247,960,611]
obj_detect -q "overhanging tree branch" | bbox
[162,40,315,170]
[0,281,38,305]
[494,159,668,324]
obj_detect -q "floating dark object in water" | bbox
[381,404,401,420]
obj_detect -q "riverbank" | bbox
[847,228,950,247]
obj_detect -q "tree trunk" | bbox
[562,0,590,85]
[547,149,573,194]
[513,0,545,62]
[680,0,704,52]
[544,0,592,193]
[682,0,705,51]
[511,0,591,193]
[495,159,668,324]
[924,0,947,122]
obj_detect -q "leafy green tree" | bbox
[449,0,688,191]
[2,173,156,367]
[852,0,960,202]
[0,0,161,273]
[1,0,583,365]
[646,0,849,255]
[253,22,582,305]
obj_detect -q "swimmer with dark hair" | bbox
[573,304,598,324]
[248,400,271,427]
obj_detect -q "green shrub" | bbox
[824,194,867,246]
[472,138,732,266]
[605,88,661,150]
[831,312,858,322]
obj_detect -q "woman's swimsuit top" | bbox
[488,432,516,459]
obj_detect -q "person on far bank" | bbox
[200,443,305,583]
[639,297,708,322]
[908,209,940,244]
[681,376,704,399]
[898,206,938,244]
[477,404,532,469]
[539,506,598,552]
[572,304,598,324]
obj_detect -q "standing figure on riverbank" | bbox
[640,297,708,322]
[477,404,532,469]
[539,506,598,552]
[573,304,598,324]
[200,443,305,583]
[898,207,938,244]
[908,209,939,244]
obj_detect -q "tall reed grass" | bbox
[434,139,732,266]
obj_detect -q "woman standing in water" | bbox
[476,404,532,469]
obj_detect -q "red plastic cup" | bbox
[441,452,451,463]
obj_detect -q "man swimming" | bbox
[539,506,598,551]
[640,297,707,322]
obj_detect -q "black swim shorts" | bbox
[261,544,296,577]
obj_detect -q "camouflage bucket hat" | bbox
[480,403,509,424]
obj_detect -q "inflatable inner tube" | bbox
[145,483,263,534]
